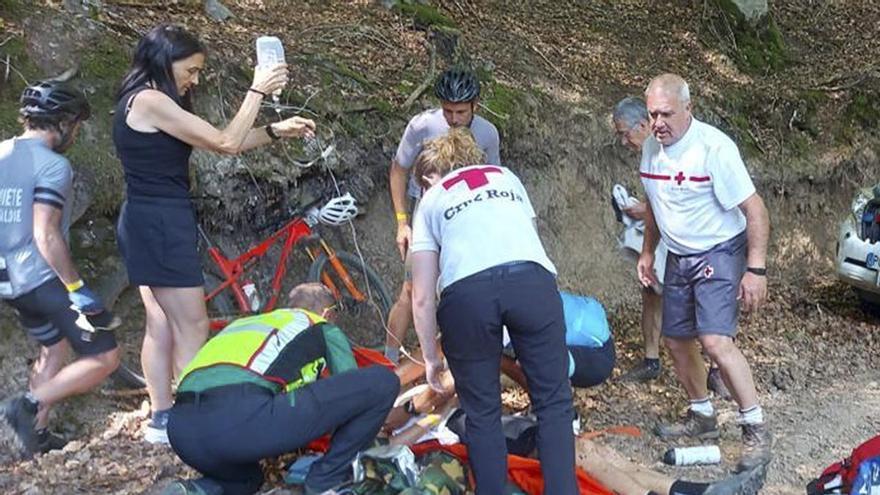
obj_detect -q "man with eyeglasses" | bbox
[161,282,400,495]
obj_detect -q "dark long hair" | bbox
[116,24,205,111]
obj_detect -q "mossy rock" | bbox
[394,1,457,30]
[708,0,788,73]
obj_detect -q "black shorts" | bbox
[568,338,615,388]
[4,278,117,356]
[117,196,204,288]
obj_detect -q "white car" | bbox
[836,185,880,308]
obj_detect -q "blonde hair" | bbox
[413,127,485,189]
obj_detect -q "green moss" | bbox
[0,0,26,21]
[710,0,788,73]
[481,82,522,130]
[79,38,130,82]
[844,90,880,130]
[0,36,41,136]
[394,1,457,30]
[370,98,394,116]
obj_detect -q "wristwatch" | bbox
[404,399,417,416]
[746,267,767,276]
[265,124,280,141]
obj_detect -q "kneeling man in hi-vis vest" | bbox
[163,283,400,495]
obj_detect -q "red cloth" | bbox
[409,441,613,495]
[353,347,395,370]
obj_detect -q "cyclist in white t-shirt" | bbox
[410,128,576,495]
[385,68,500,364]
[637,74,771,474]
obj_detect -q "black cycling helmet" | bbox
[434,68,480,103]
[20,80,91,121]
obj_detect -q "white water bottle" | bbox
[662,445,721,466]
[255,36,285,102]
[242,281,261,312]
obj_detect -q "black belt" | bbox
[468,261,540,280]
[175,382,273,405]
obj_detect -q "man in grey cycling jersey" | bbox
[0,80,119,458]
[385,67,500,363]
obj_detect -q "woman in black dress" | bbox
[113,24,315,443]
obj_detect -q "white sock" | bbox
[689,397,714,417]
[737,405,764,425]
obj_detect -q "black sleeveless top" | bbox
[112,88,194,199]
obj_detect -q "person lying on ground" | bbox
[577,436,766,495]
[384,356,765,495]
[161,282,399,495]
[0,80,120,458]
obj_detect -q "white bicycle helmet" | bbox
[318,193,359,225]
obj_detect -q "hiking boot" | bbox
[35,428,67,454]
[735,422,772,473]
[654,410,720,440]
[619,360,661,382]
[707,367,733,401]
[144,409,170,445]
[0,395,39,457]
[705,464,768,495]
[160,478,222,495]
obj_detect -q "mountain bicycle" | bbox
[110,186,394,389]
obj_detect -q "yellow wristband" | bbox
[65,280,84,292]
[417,413,441,428]
[395,212,408,222]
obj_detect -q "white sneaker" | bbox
[144,410,170,444]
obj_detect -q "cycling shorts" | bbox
[4,277,117,356]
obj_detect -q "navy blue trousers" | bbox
[167,366,399,495]
[438,262,577,495]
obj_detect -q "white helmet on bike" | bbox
[318,193,359,225]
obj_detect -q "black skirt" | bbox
[117,196,204,288]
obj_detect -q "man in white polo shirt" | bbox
[385,67,500,363]
[636,74,771,473]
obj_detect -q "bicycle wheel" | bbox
[307,251,393,349]
[108,273,234,390]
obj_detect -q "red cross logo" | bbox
[703,265,714,279]
[674,171,686,185]
[442,166,503,190]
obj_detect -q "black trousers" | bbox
[167,366,399,495]
[438,262,577,495]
